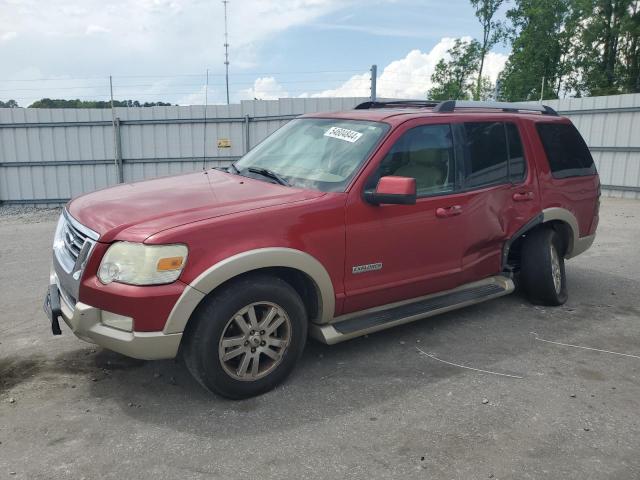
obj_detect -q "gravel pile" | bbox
[0,205,62,224]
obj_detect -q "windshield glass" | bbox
[233,118,389,192]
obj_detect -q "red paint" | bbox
[69,108,600,332]
[376,176,416,196]
[78,242,186,331]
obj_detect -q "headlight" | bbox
[98,242,188,286]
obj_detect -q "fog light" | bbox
[101,311,133,332]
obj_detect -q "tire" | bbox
[183,274,307,399]
[520,227,568,306]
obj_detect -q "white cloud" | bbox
[1,31,17,42]
[85,25,110,35]
[177,84,221,106]
[0,0,351,51]
[239,77,289,101]
[481,51,508,83]
[0,0,354,104]
[0,0,509,107]
[311,37,508,99]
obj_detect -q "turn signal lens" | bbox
[157,256,184,271]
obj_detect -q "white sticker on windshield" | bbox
[324,126,363,143]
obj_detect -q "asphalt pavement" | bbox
[1,198,639,479]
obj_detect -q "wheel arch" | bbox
[503,208,579,271]
[163,248,335,335]
[541,207,578,257]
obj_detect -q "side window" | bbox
[372,124,455,196]
[463,122,508,188]
[506,122,526,183]
[536,123,597,179]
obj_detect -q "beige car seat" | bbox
[394,134,449,192]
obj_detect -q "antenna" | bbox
[223,0,230,105]
[202,68,209,170]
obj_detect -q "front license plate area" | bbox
[43,284,63,335]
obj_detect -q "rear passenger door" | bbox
[453,119,541,284]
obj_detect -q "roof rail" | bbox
[432,100,558,116]
[354,100,440,110]
[355,99,559,116]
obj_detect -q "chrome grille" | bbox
[63,219,88,262]
[53,210,99,275]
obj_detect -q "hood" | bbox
[68,169,324,242]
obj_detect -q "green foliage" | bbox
[499,0,639,100]
[571,0,640,95]
[27,98,174,108]
[498,0,579,101]
[0,99,19,108]
[471,0,506,99]
[428,39,486,100]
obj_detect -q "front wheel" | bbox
[183,274,307,399]
[520,227,568,306]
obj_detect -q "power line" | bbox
[0,78,394,93]
[0,69,367,83]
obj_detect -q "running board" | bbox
[309,275,514,345]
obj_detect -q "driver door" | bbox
[342,121,466,314]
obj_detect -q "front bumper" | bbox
[45,282,182,360]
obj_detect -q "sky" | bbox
[0,0,510,106]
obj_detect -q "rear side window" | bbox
[536,123,596,179]
[463,122,508,188]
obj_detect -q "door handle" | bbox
[512,191,534,202]
[436,205,463,218]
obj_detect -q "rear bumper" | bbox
[567,233,596,259]
[49,282,182,360]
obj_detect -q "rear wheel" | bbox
[183,274,307,399]
[520,227,568,306]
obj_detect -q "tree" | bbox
[498,0,579,101]
[471,0,506,99]
[572,0,640,95]
[0,99,19,108]
[27,98,174,108]
[428,39,484,100]
[620,1,640,92]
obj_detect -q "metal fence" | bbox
[0,97,368,206]
[1,94,639,205]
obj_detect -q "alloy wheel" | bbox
[218,302,292,381]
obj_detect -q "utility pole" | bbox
[494,79,501,101]
[223,0,230,105]
[203,68,209,170]
[370,64,377,102]
[109,75,123,183]
[540,75,545,102]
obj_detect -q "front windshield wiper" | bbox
[246,167,290,186]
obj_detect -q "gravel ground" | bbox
[1,198,639,480]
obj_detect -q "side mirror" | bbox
[364,176,417,205]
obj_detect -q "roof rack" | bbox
[354,99,558,116]
[354,100,440,110]
[433,100,558,116]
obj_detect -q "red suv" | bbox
[44,100,600,398]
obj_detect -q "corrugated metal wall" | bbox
[0,97,367,205]
[1,94,639,204]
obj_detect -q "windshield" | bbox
[233,118,389,192]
